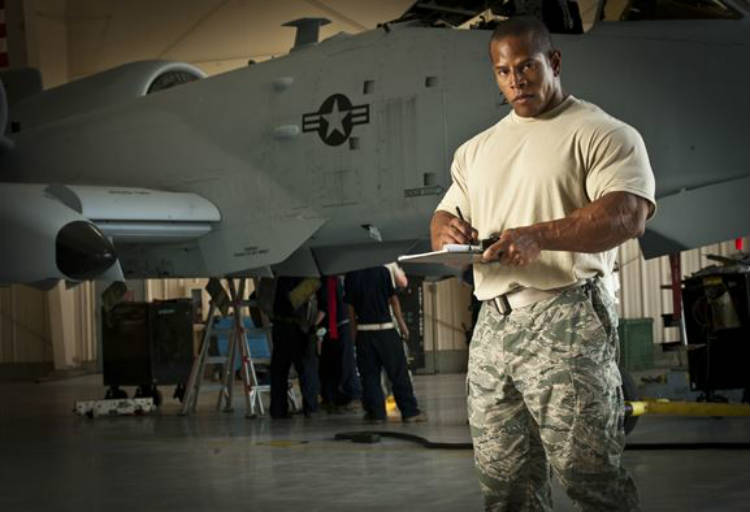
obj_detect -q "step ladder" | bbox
[180,278,293,417]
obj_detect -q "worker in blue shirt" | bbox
[344,266,426,423]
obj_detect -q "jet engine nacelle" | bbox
[0,183,119,286]
[8,60,206,131]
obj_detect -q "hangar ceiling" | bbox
[28,0,415,79]
[23,0,612,83]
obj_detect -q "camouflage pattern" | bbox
[467,279,640,511]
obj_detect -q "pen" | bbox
[456,207,490,250]
[456,206,476,246]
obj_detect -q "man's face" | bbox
[490,33,562,118]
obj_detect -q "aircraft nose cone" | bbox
[56,221,118,280]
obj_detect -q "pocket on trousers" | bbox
[568,359,625,471]
[572,358,622,418]
[569,297,615,363]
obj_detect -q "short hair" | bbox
[488,16,555,58]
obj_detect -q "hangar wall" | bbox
[0,281,95,379]
[423,276,474,373]
[0,285,52,372]
[617,238,746,345]
[0,239,745,378]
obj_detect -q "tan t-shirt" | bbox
[436,96,656,300]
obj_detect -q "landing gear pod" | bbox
[0,183,119,285]
[56,220,117,280]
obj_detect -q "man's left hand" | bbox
[399,324,410,340]
[482,227,541,266]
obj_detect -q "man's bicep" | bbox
[585,126,656,215]
[586,191,653,238]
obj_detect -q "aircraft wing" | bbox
[0,59,330,285]
[0,182,325,286]
[0,183,213,286]
[640,177,749,259]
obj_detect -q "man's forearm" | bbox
[430,210,455,250]
[529,192,651,253]
[389,296,409,337]
[431,210,477,250]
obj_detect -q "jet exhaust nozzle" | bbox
[56,221,118,280]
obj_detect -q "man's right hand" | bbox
[430,210,478,250]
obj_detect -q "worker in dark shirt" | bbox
[344,266,426,423]
[269,276,320,419]
[316,275,361,412]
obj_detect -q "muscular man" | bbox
[431,17,655,512]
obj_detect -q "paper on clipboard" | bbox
[398,244,484,267]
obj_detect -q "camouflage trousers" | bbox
[467,279,640,512]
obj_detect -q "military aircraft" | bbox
[1,0,748,287]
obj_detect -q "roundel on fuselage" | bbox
[302,93,370,146]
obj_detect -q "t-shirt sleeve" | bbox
[435,147,472,220]
[585,125,656,219]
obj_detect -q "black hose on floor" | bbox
[334,431,750,451]
[335,430,472,449]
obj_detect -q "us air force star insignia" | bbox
[302,94,370,146]
[322,98,347,139]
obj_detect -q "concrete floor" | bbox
[0,373,748,511]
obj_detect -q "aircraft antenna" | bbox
[282,18,332,51]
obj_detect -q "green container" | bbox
[617,318,654,371]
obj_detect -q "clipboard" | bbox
[398,244,484,267]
